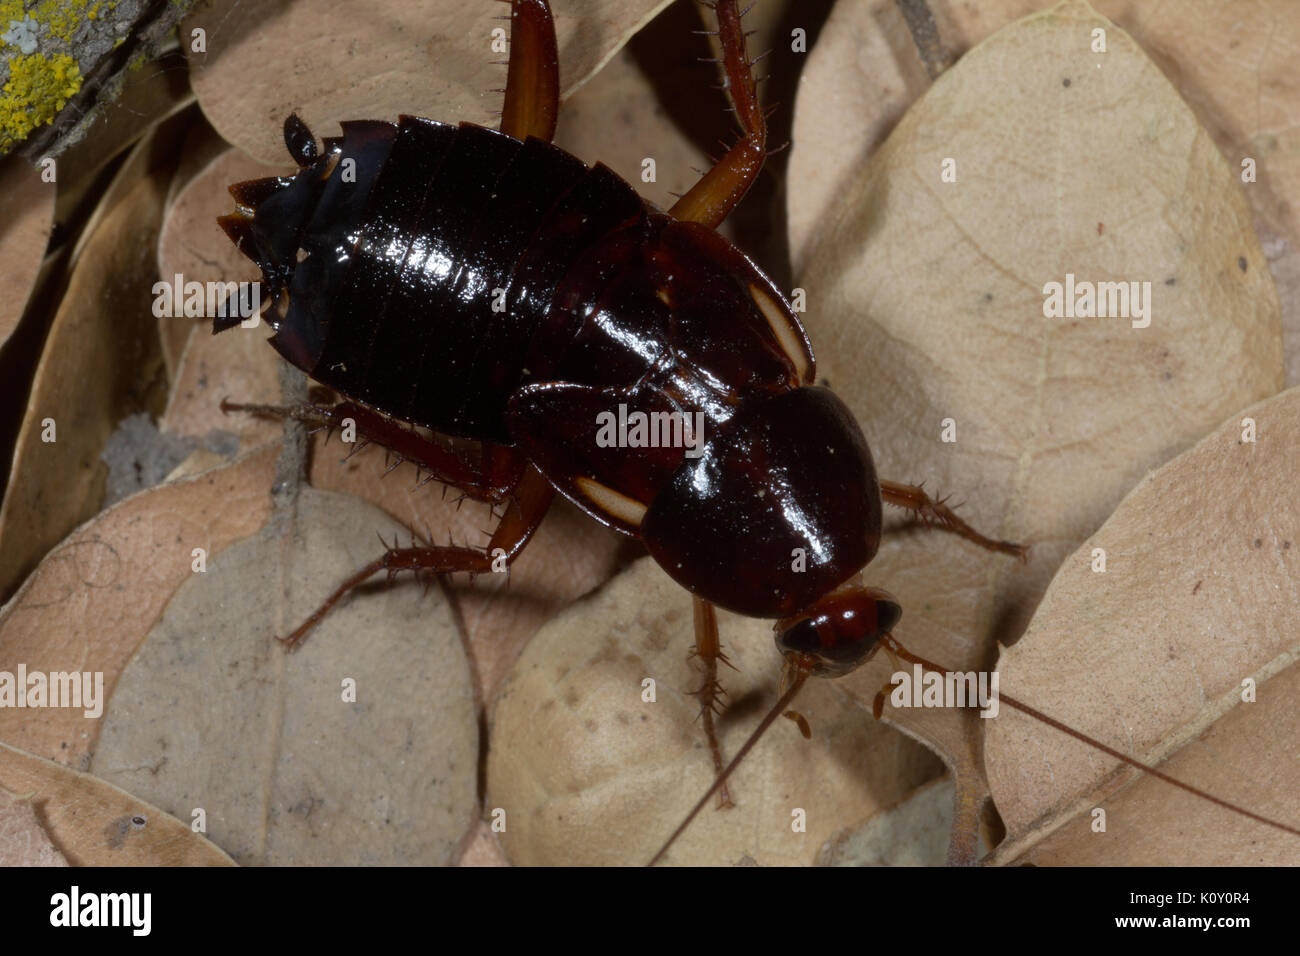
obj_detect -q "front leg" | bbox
[879,479,1028,559]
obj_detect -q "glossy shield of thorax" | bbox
[642,385,883,618]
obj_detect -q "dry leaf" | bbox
[553,39,714,222]
[793,0,1283,857]
[0,742,234,866]
[184,0,674,167]
[0,117,184,598]
[0,788,69,866]
[48,53,194,249]
[789,0,1300,383]
[0,157,55,352]
[0,446,277,764]
[984,387,1300,865]
[90,486,479,865]
[487,557,942,866]
[817,776,958,866]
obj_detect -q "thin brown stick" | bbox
[893,0,953,80]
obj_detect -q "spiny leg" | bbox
[283,466,554,649]
[498,0,560,142]
[222,398,524,504]
[879,479,1028,559]
[670,0,768,229]
[690,597,735,809]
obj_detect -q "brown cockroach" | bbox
[212,0,1300,864]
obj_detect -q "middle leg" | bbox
[283,463,554,648]
[223,398,524,504]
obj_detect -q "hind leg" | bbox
[283,465,554,648]
[669,0,768,229]
[498,0,560,142]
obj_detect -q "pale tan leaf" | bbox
[89,486,479,865]
[0,119,183,598]
[0,742,235,866]
[985,387,1300,865]
[0,445,278,764]
[184,0,674,167]
[0,788,69,866]
[790,0,1300,382]
[553,40,711,223]
[0,157,55,352]
[795,0,1282,854]
[310,439,629,703]
[817,776,956,866]
[487,557,942,866]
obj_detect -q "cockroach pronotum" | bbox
[212,0,1300,864]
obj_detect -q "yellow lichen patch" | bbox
[0,53,81,151]
[0,1,116,45]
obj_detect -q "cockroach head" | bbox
[213,115,346,336]
[774,580,900,678]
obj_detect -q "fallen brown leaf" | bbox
[0,787,69,866]
[0,445,277,765]
[487,556,942,866]
[790,0,1300,383]
[0,157,55,352]
[985,386,1300,865]
[90,486,479,865]
[184,0,675,167]
[0,116,186,599]
[158,145,285,451]
[0,741,234,866]
[795,0,1283,858]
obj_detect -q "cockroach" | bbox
[213,0,1300,865]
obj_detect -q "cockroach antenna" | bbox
[653,631,1300,866]
[878,634,1300,844]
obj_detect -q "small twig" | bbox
[893,0,954,80]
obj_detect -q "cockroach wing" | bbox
[506,381,690,535]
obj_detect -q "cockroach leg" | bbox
[281,467,554,650]
[879,479,1029,559]
[689,597,735,809]
[650,657,815,865]
[498,0,560,142]
[669,0,767,229]
[222,398,526,504]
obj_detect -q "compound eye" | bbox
[873,597,902,636]
[776,618,823,656]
